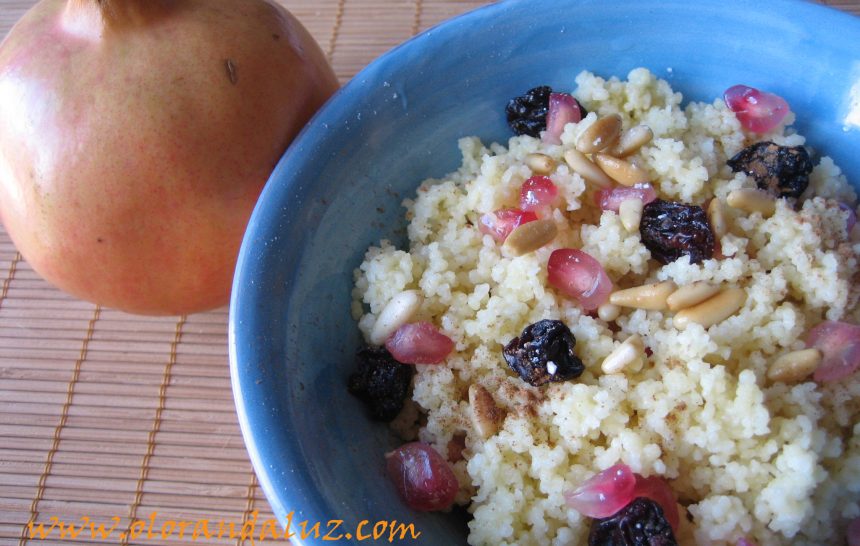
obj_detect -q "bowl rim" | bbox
[229,0,503,535]
[229,0,860,543]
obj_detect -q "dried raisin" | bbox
[589,497,679,546]
[506,86,552,137]
[347,346,414,421]
[640,200,714,265]
[503,319,584,386]
[727,141,813,199]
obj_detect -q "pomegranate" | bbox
[385,322,454,365]
[520,175,559,214]
[543,92,584,145]
[478,208,537,242]
[547,248,613,311]
[806,320,860,382]
[0,0,339,315]
[385,442,459,511]
[565,463,679,531]
[631,474,679,531]
[723,84,790,133]
[564,464,636,518]
[595,183,658,212]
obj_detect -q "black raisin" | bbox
[506,86,552,137]
[640,199,714,265]
[727,141,813,199]
[502,319,584,387]
[347,346,414,421]
[589,497,679,546]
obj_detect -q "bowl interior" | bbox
[229,0,860,544]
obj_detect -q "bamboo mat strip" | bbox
[237,474,259,546]
[0,253,19,310]
[19,306,100,546]
[121,317,185,546]
[325,0,346,61]
[0,1,857,546]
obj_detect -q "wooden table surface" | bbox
[0,1,858,545]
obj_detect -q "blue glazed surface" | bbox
[229,1,860,544]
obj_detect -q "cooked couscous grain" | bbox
[352,68,860,545]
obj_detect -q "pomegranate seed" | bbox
[595,183,658,212]
[847,516,860,546]
[632,474,679,531]
[386,321,454,365]
[520,175,559,213]
[736,539,758,546]
[838,202,857,232]
[385,442,458,511]
[806,321,860,382]
[723,84,790,133]
[479,208,538,242]
[564,464,636,518]
[547,249,613,311]
[565,464,681,530]
[543,92,584,145]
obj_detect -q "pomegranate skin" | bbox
[0,0,339,315]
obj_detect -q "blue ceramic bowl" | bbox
[229,1,860,544]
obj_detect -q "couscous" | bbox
[350,68,859,546]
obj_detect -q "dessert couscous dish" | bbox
[349,68,860,545]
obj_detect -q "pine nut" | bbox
[767,348,822,384]
[666,281,721,312]
[601,334,645,374]
[628,155,647,170]
[673,287,746,330]
[563,148,614,188]
[628,355,645,373]
[502,219,558,257]
[370,290,424,345]
[597,303,622,322]
[609,125,653,157]
[576,114,623,153]
[469,384,505,439]
[707,198,728,240]
[525,153,556,175]
[593,153,650,187]
[619,198,644,232]
[609,281,677,310]
[727,188,776,217]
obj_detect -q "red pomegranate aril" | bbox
[386,322,454,365]
[564,464,636,518]
[520,175,559,213]
[479,208,538,242]
[723,84,790,133]
[736,538,758,546]
[565,463,682,529]
[385,442,458,511]
[543,92,584,145]
[806,320,860,382]
[632,474,679,531]
[595,183,658,212]
[547,249,613,311]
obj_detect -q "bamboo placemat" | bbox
[0,1,858,545]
